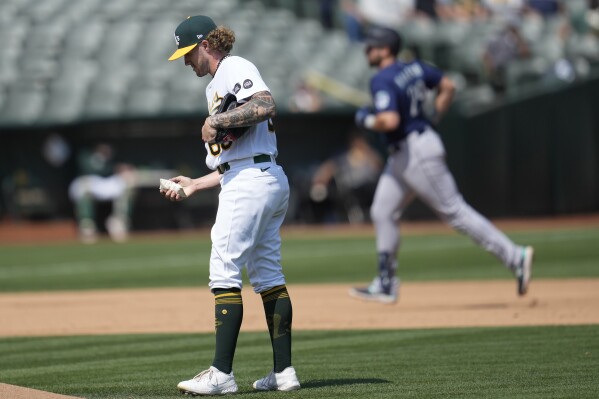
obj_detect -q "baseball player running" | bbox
[161,15,300,395]
[351,26,533,304]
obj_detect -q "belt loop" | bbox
[217,162,230,174]
[388,142,401,154]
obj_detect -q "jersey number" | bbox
[208,118,275,156]
[407,80,427,118]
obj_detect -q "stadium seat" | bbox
[505,58,549,95]
[96,20,144,69]
[85,68,134,118]
[62,19,106,60]
[454,83,497,114]
[43,85,88,124]
[567,33,599,63]
[125,87,164,116]
[0,0,596,125]
[0,84,46,124]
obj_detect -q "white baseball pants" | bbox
[209,164,289,293]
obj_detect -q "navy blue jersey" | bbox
[370,60,443,143]
[527,0,560,17]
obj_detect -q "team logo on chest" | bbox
[209,92,223,115]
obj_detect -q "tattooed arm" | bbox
[210,91,276,129]
[201,91,275,142]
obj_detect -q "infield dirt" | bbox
[1,279,598,337]
[2,215,599,337]
[0,384,84,399]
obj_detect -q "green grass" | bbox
[0,227,598,292]
[1,225,598,398]
[0,326,597,399]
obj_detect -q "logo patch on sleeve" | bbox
[233,83,241,94]
[374,90,391,110]
[243,79,253,89]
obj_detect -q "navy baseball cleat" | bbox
[515,246,534,296]
[349,277,399,304]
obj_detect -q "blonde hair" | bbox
[206,26,235,53]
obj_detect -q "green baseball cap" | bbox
[168,15,217,61]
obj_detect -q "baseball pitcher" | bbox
[161,15,300,395]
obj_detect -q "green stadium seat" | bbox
[567,33,599,63]
[85,68,134,118]
[0,84,46,124]
[125,87,164,116]
[62,19,106,59]
[532,34,565,63]
[44,85,88,124]
[454,83,496,114]
[0,0,595,126]
[505,58,549,95]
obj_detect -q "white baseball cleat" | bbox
[516,246,534,296]
[253,366,301,392]
[349,277,400,304]
[105,215,128,243]
[177,366,238,396]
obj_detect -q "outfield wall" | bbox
[442,75,599,218]
[1,76,597,229]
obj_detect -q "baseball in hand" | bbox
[159,179,187,198]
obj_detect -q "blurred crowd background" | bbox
[0,0,598,242]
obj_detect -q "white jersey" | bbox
[204,56,278,170]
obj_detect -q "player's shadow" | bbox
[301,377,389,388]
[403,300,541,311]
[236,378,389,395]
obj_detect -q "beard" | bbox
[368,56,382,67]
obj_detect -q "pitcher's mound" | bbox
[0,383,82,399]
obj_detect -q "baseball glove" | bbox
[212,93,250,144]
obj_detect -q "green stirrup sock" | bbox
[211,288,243,374]
[76,194,95,221]
[261,285,293,373]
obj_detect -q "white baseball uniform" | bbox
[205,56,289,293]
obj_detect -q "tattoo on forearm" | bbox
[211,91,276,129]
